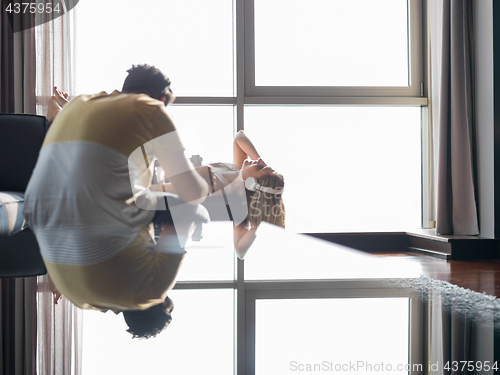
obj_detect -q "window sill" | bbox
[305,230,499,260]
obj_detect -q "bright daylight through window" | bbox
[255,298,409,375]
[253,0,409,86]
[70,0,426,373]
[75,0,424,233]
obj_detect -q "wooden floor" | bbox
[371,251,500,298]
[184,222,500,298]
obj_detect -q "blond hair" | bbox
[246,172,285,228]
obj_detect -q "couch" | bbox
[0,113,49,278]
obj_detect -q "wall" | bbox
[474,0,495,238]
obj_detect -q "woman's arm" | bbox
[233,222,258,260]
[233,130,262,168]
[195,166,214,193]
[150,181,177,194]
[157,149,209,205]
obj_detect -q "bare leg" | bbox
[46,96,62,122]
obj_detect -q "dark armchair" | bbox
[0,114,49,278]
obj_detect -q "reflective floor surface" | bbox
[80,222,500,374]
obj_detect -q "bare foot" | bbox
[46,96,62,122]
[53,290,64,305]
[47,274,64,305]
[53,86,69,108]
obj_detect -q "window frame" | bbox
[47,1,431,374]
[173,275,424,375]
[65,0,430,228]
[244,285,423,375]
[174,0,429,229]
[243,0,425,102]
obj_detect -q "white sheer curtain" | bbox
[34,4,82,375]
[35,2,77,115]
[36,276,82,375]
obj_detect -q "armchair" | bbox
[0,114,49,278]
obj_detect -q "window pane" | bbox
[81,289,234,375]
[244,106,421,233]
[255,298,409,374]
[254,0,409,86]
[168,105,234,164]
[163,106,235,282]
[75,0,233,96]
[175,222,236,282]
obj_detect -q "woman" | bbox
[229,130,285,258]
[153,131,285,228]
[231,129,285,228]
[194,130,285,258]
[152,130,285,258]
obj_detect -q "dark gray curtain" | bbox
[428,284,496,375]
[430,0,479,235]
[0,278,37,375]
[0,8,36,114]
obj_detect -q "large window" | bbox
[73,3,427,368]
[39,2,429,374]
[75,0,426,233]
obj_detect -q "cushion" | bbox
[0,192,28,235]
[0,114,50,192]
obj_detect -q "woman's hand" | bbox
[233,130,262,168]
[256,158,267,168]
